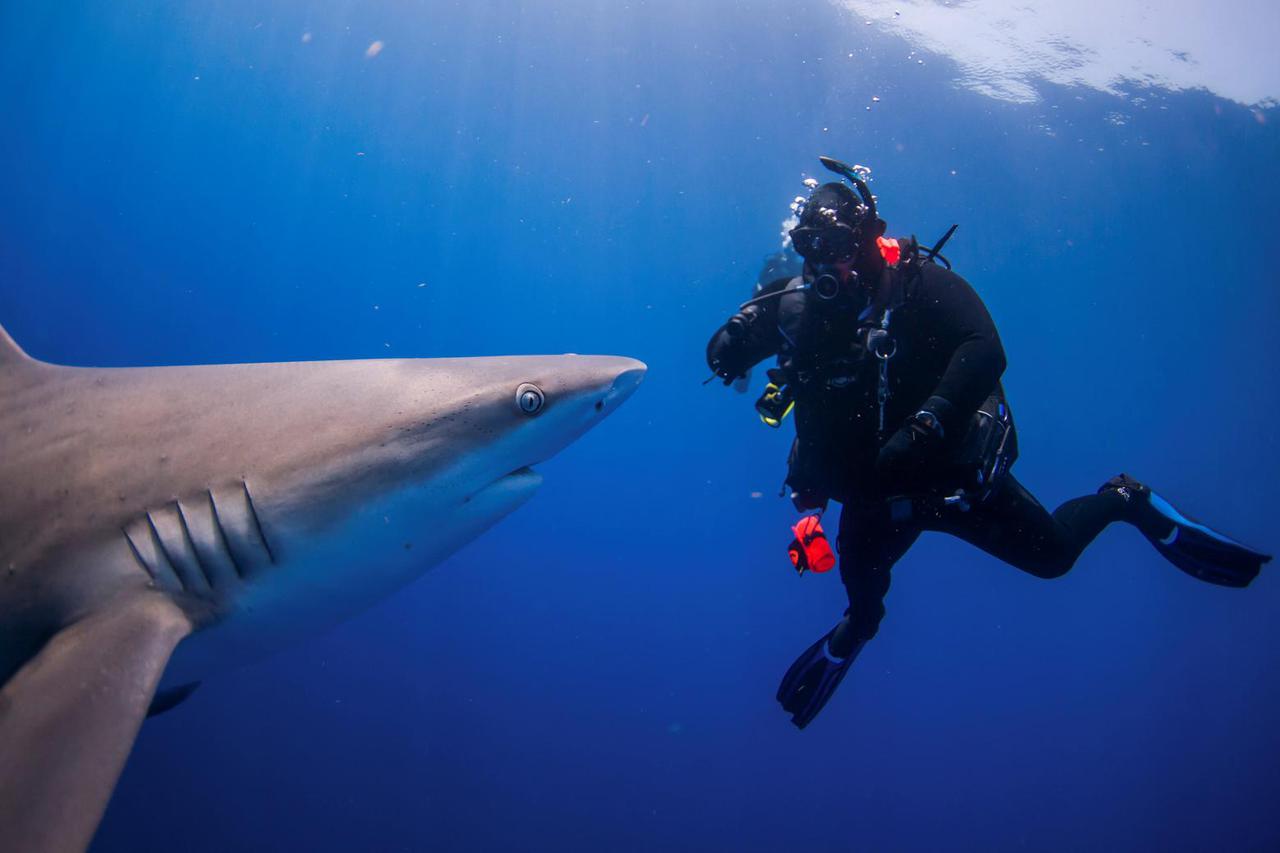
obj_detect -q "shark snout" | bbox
[461,356,643,505]
[593,357,646,413]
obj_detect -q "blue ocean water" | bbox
[2,2,1278,850]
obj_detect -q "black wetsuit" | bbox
[707,254,1135,655]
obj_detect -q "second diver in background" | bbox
[706,156,1272,730]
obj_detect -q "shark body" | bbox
[0,323,644,852]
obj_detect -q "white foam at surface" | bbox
[837,0,1279,108]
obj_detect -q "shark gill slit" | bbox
[141,511,182,591]
[144,510,190,594]
[206,488,246,580]
[172,500,216,590]
[241,480,276,564]
[122,528,156,584]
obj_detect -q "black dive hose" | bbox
[736,284,806,312]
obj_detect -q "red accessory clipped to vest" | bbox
[876,236,901,267]
[788,515,837,575]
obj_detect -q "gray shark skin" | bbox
[0,322,644,853]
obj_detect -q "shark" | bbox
[0,321,645,852]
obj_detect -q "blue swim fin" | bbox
[1103,474,1271,588]
[776,627,865,729]
[1145,491,1271,588]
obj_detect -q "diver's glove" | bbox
[790,489,828,514]
[875,404,947,484]
[706,314,758,385]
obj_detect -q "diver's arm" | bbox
[705,323,778,383]
[875,268,1005,480]
[705,278,788,383]
[919,267,1007,434]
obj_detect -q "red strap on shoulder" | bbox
[877,236,901,267]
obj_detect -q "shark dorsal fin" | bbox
[0,323,32,366]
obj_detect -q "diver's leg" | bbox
[776,504,918,729]
[934,475,1128,579]
[937,474,1271,586]
[831,505,920,655]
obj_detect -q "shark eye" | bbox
[515,383,545,415]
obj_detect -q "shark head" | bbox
[155,354,647,683]
[247,354,647,541]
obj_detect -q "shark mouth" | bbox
[467,466,542,504]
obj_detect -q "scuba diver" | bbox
[705,156,1272,730]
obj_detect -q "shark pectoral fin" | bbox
[147,681,201,718]
[0,593,192,853]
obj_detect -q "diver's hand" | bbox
[875,413,944,484]
[790,489,828,514]
[706,326,750,385]
[708,362,742,386]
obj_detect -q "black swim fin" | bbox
[1102,474,1272,588]
[776,627,865,729]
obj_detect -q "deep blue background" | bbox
[2,2,1278,850]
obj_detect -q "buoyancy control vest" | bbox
[777,228,1017,505]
